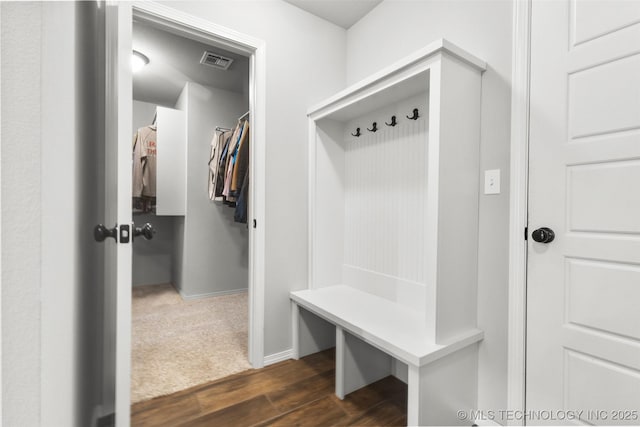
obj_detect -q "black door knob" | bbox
[532,227,555,243]
[94,224,118,242]
[134,223,156,240]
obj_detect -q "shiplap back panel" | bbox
[342,93,429,305]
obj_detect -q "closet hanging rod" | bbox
[238,110,250,121]
[216,126,231,132]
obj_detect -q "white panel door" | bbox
[104,3,133,426]
[527,0,640,425]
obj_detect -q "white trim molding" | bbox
[507,0,531,424]
[130,2,267,371]
[263,349,294,366]
[0,4,3,421]
[177,287,248,301]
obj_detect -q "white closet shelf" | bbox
[291,285,484,367]
[308,38,486,122]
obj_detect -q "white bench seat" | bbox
[291,285,483,367]
[290,285,484,426]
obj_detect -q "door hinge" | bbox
[253,219,257,229]
[524,226,528,241]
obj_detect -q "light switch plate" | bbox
[484,169,500,195]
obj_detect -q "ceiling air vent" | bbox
[200,51,234,70]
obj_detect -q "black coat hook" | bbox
[367,122,378,132]
[406,108,420,120]
[351,127,361,137]
[385,115,398,127]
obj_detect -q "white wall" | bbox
[174,82,249,298]
[162,1,347,355]
[2,2,105,426]
[131,100,176,286]
[133,99,158,133]
[346,0,513,414]
[1,3,42,425]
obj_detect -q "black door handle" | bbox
[532,227,555,243]
[94,224,118,242]
[134,223,156,240]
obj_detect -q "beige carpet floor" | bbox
[131,284,252,403]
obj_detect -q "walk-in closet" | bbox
[130,18,251,403]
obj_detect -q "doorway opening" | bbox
[128,4,266,404]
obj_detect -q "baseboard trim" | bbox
[178,287,248,301]
[263,349,293,366]
[132,281,172,287]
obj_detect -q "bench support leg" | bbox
[407,343,479,426]
[407,364,422,426]
[292,302,336,359]
[291,302,300,360]
[335,326,392,400]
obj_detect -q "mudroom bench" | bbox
[291,285,483,426]
[295,39,487,426]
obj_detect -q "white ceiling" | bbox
[132,21,249,107]
[284,0,383,29]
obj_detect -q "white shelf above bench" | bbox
[308,38,486,122]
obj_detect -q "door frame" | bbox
[127,2,267,369]
[507,0,531,424]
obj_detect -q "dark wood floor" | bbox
[131,348,407,426]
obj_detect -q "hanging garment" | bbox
[208,130,228,201]
[231,121,249,197]
[234,168,249,224]
[224,121,245,198]
[213,135,231,201]
[132,125,157,212]
[223,120,248,200]
[214,125,239,201]
[232,123,250,223]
